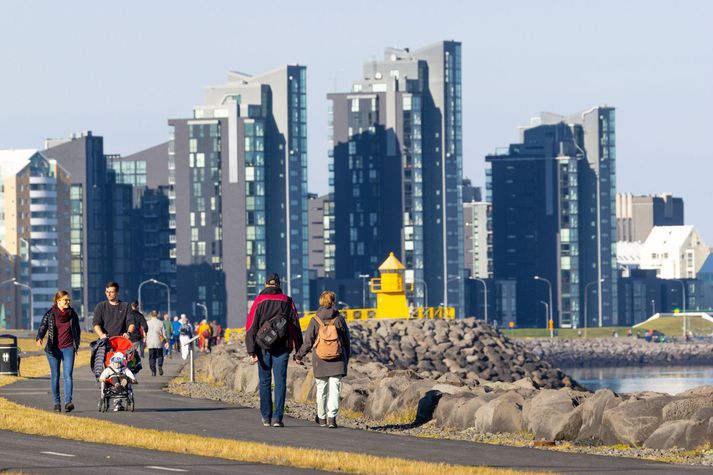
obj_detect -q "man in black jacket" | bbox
[245,272,303,427]
[93,281,134,339]
[128,301,148,357]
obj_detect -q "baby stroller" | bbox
[96,336,140,412]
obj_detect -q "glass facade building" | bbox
[328,41,464,314]
[170,65,309,327]
[486,107,618,328]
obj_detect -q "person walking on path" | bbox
[197,319,212,352]
[93,281,134,339]
[145,310,167,376]
[295,290,350,428]
[162,313,173,358]
[178,314,194,360]
[245,272,303,428]
[171,315,181,353]
[35,290,81,412]
[128,301,148,357]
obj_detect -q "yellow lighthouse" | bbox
[371,252,413,318]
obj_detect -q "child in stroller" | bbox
[99,350,137,412]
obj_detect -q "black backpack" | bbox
[256,305,290,349]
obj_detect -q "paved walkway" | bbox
[2,351,709,474]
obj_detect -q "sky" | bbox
[1,1,711,239]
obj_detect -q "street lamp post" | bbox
[12,281,33,331]
[584,279,605,338]
[358,274,370,309]
[471,277,488,323]
[138,278,171,319]
[534,275,553,329]
[540,301,549,333]
[196,302,208,320]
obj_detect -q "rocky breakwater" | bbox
[521,337,713,368]
[192,318,713,450]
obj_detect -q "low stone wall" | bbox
[519,337,713,368]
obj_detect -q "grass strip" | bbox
[0,356,545,475]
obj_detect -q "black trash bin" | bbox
[0,334,20,376]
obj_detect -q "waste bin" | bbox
[0,334,20,376]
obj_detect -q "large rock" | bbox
[576,388,622,442]
[644,418,713,450]
[432,391,493,429]
[473,391,525,434]
[662,397,713,422]
[363,374,418,419]
[600,396,673,446]
[523,389,578,440]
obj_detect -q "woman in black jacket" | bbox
[295,290,350,428]
[35,290,81,412]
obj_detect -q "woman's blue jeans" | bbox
[46,347,75,404]
[257,348,289,421]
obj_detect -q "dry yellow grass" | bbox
[0,356,547,475]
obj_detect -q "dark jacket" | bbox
[128,310,148,343]
[36,306,81,353]
[296,306,350,378]
[245,286,303,355]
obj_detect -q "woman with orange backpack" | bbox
[295,290,350,428]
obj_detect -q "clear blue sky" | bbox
[1,1,711,239]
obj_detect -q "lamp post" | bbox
[358,274,370,309]
[414,278,428,308]
[470,277,488,323]
[534,275,553,329]
[584,279,604,338]
[138,278,171,319]
[540,301,549,332]
[196,302,208,320]
[337,301,349,309]
[12,281,33,331]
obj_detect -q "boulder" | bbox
[644,418,713,450]
[576,388,622,443]
[523,389,578,440]
[662,397,713,422]
[363,375,416,419]
[473,391,525,434]
[600,395,673,446]
[433,392,492,429]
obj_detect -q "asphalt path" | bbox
[0,430,330,474]
[1,349,710,474]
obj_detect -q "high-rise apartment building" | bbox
[169,66,308,327]
[107,143,174,313]
[616,193,684,242]
[0,150,71,329]
[328,41,464,314]
[463,201,491,279]
[44,132,112,317]
[486,107,618,328]
[308,193,328,278]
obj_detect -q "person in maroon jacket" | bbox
[35,290,81,413]
[245,272,303,427]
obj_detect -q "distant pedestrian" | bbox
[178,314,194,360]
[245,272,303,428]
[197,319,212,352]
[146,311,166,376]
[162,313,173,358]
[36,290,81,412]
[128,301,148,357]
[171,316,181,352]
[210,319,221,347]
[93,281,133,339]
[295,290,350,428]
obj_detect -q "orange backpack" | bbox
[312,316,342,361]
